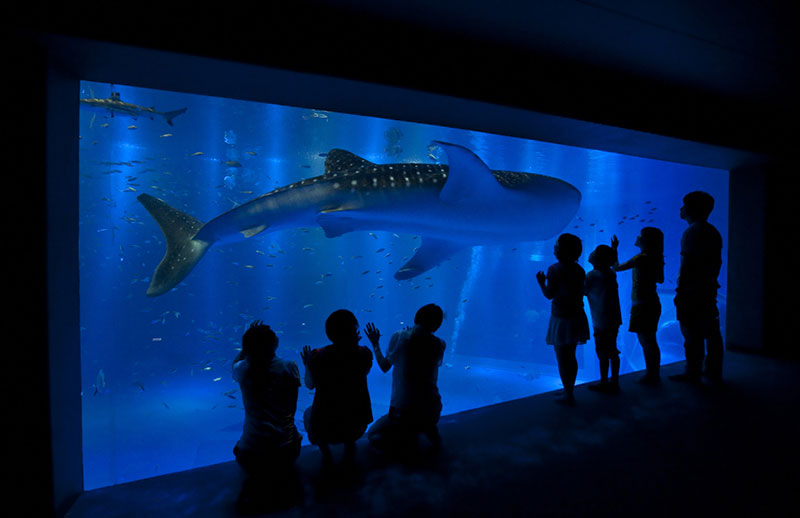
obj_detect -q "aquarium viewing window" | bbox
[78,80,728,489]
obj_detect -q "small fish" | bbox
[223,160,242,168]
[162,402,170,409]
[127,125,137,130]
[134,382,145,391]
[464,365,471,370]
[368,233,378,239]
[160,133,173,138]
[243,265,255,269]
[303,304,314,308]
[122,186,137,192]
[375,248,385,253]
[239,190,253,194]
[362,270,370,275]
[213,377,222,382]
[318,152,328,157]
[190,151,204,156]
[245,151,257,156]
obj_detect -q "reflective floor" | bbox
[67,351,800,517]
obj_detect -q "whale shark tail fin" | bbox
[137,193,210,297]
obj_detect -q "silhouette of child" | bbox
[613,228,665,385]
[584,243,623,393]
[669,191,724,384]
[232,320,302,512]
[537,233,590,406]
[365,304,447,457]
[301,309,373,470]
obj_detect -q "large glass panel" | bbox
[79,81,728,489]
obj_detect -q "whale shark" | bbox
[137,141,581,296]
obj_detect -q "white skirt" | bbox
[545,312,590,346]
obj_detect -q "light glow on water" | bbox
[79,80,728,489]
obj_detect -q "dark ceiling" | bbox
[325,0,797,104]
[7,0,798,158]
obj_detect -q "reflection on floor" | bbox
[68,351,800,517]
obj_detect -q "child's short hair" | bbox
[325,309,359,343]
[415,303,444,332]
[639,227,664,255]
[589,244,616,269]
[683,191,715,221]
[242,320,278,362]
[555,233,582,262]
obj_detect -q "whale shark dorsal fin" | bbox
[434,141,506,204]
[324,149,376,175]
[394,237,465,280]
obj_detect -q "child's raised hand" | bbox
[364,322,381,347]
[536,271,546,285]
[611,235,619,249]
[300,345,312,364]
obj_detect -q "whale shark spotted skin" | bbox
[137,141,581,296]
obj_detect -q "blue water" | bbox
[78,80,728,489]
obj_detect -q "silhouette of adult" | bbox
[366,304,446,457]
[669,191,724,384]
[232,320,302,512]
[301,309,373,470]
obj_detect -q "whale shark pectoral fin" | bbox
[240,224,268,238]
[433,141,507,205]
[394,237,466,280]
[316,210,364,238]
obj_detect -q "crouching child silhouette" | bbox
[232,321,303,512]
[366,304,446,459]
[301,309,373,472]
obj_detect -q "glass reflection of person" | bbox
[669,191,724,384]
[537,233,591,406]
[613,227,665,385]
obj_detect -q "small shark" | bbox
[137,141,581,296]
[80,91,187,126]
